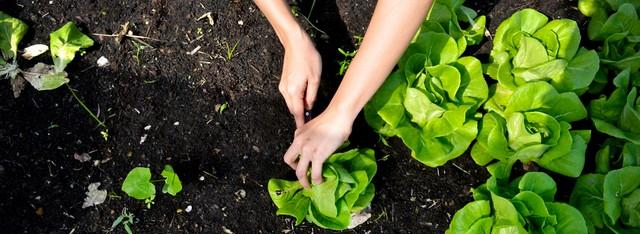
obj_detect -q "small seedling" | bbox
[121,165,183,208]
[131,40,148,64]
[111,208,134,234]
[337,36,363,76]
[219,101,229,114]
[221,40,240,61]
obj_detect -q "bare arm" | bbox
[284,0,433,188]
[254,0,321,128]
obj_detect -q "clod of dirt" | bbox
[82,182,107,208]
[73,153,91,162]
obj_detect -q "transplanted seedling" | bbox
[121,165,183,208]
[221,40,240,61]
[337,35,363,76]
[111,208,135,234]
[0,12,108,140]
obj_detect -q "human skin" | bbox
[254,0,433,188]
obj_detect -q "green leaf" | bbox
[268,179,303,209]
[121,167,156,200]
[516,172,557,202]
[160,165,182,196]
[571,174,606,232]
[493,8,549,54]
[276,192,310,225]
[551,48,599,93]
[603,167,640,225]
[311,169,339,217]
[491,192,528,233]
[546,202,589,233]
[533,19,581,59]
[307,199,351,230]
[50,22,94,72]
[446,200,492,234]
[512,36,550,68]
[404,87,443,127]
[0,11,28,59]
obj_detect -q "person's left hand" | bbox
[282,107,354,188]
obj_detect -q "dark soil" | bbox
[0,0,585,233]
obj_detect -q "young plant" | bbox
[268,148,377,230]
[337,35,363,76]
[222,40,239,61]
[447,172,588,233]
[0,11,28,82]
[20,22,94,91]
[471,82,591,179]
[364,0,487,167]
[485,8,599,109]
[590,68,640,145]
[571,166,640,233]
[111,207,135,234]
[121,165,182,208]
[364,31,488,167]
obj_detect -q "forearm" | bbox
[327,0,432,121]
[254,0,309,49]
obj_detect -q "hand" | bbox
[279,37,322,128]
[283,108,353,188]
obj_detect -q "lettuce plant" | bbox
[577,1,640,92]
[267,148,377,230]
[485,8,599,105]
[417,0,486,48]
[22,22,94,91]
[571,167,640,233]
[0,14,94,94]
[591,68,640,144]
[471,81,591,179]
[365,31,488,167]
[0,11,28,80]
[447,172,588,234]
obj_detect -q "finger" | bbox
[311,158,324,185]
[291,95,305,128]
[296,155,312,189]
[305,77,320,110]
[283,140,301,170]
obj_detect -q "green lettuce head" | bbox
[267,148,377,230]
[571,167,640,233]
[486,8,599,101]
[591,69,640,145]
[472,82,591,179]
[447,172,588,234]
[365,31,488,167]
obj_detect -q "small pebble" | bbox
[96,56,109,67]
[199,176,205,181]
[144,125,152,131]
[185,205,192,213]
[236,189,246,199]
[237,20,244,25]
[173,121,180,126]
[35,207,44,216]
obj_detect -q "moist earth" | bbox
[0,0,585,233]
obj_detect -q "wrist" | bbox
[325,101,360,125]
[281,28,314,51]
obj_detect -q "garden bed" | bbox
[0,0,588,233]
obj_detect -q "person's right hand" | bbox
[279,37,322,128]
